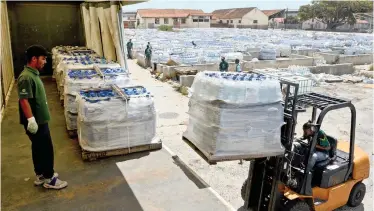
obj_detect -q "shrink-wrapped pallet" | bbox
[259,48,277,60]
[184,71,284,161]
[63,67,131,130]
[76,86,156,151]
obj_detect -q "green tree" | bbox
[298,0,373,30]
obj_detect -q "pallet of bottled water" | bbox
[76,86,157,152]
[184,71,284,162]
[63,67,131,130]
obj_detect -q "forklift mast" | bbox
[243,80,303,211]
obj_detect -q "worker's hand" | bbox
[27,117,38,134]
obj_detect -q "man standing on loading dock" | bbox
[18,45,67,190]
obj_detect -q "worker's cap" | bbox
[25,45,50,59]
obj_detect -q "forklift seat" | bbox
[312,136,349,188]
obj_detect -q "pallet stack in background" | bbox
[52,46,161,160]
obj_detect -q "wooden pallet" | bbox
[67,129,77,138]
[81,139,162,161]
[182,132,284,165]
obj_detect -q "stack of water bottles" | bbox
[185,71,284,159]
[63,66,131,130]
[76,86,156,151]
[259,48,277,60]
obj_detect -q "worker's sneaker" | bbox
[43,176,67,190]
[34,172,59,186]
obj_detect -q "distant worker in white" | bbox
[235,59,241,72]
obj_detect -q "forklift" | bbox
[241,80,370,211]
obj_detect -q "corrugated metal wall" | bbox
[7,1,85,77]
[1,1,15,117]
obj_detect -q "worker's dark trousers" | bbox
[23,123,55,178]
[145,57,152,68]
[127,48,132,59]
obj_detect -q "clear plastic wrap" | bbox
[76,86,156,151]
[190,71,282,105]
[185,71,284,160]
[259,48,277,60]
[63,67,132,129]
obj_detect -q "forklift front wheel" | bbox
[284,200,311,211]
[348,182,366,207]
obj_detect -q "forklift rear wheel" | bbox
[241,179,248,200]
[284,200,311,211]
[348,182,366,207]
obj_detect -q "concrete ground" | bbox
[2,59,372,211]
[127,60,373,211]
[1,73,231,210]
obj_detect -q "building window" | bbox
[253,20,258,24]
[230,20,233,23]
[155,18,160,24]
[219,20,223,23]
[204,19,209,22]
[227,20,229,23]
[181,18,186,24]
[239,20,242,24]
[164,18,169,24]
[193,19,198,22]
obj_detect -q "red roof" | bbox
[274,18,284,23]
[356,19,369,24]
[212,7,256,19]
[262,9,284,17]
[137,9,209,18]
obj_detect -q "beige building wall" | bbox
[242,8,268,26]
[186,15,210,28]
[137,15,210,28]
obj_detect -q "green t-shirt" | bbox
[316,130,330,151]
[145,48,152,58]
[18,66,51,125]
[219,61,229,71]
[127,42,133,49]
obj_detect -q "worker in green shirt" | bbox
[302,121,331,173]
[144,45,152,69]
[18,45,67,190]
[219,56,229,72]
[126,39,133,59]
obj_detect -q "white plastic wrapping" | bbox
[190,71,282,105]
[124,29,372,65]
[185,71,284,160]
[77,87,156,151]
[63,67,132,129]
[259,48,277,60]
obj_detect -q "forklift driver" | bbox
[302,121,331,173]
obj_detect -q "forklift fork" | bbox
[244,156,283,211]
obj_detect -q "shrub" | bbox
[158,25,173,32]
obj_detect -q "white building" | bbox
[212,7,268,29]
[136,9,212,29]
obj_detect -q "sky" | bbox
[122,0,311,13]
